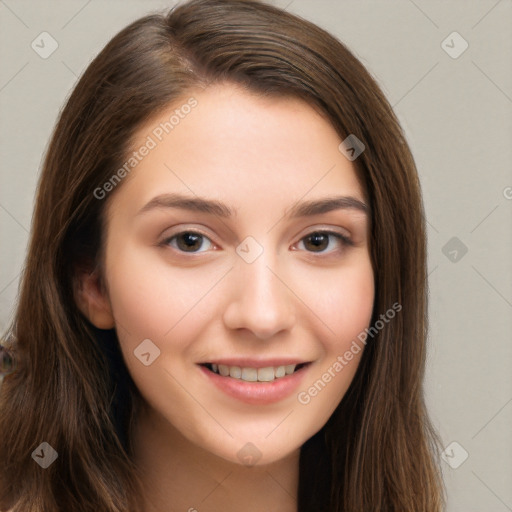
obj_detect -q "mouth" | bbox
[200,362,310,382]
[198,359,313,405]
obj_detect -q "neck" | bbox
[131,402,300,512]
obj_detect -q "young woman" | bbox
[0,0,445,510]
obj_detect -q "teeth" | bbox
[229,366,241,378]
[218,364,230,376]
[257,367,275,382]
[241,367,258,381]
[285,364,296,375]
[210,363,298,382]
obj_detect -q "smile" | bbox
[202,362,308,382]
[198,360,312,405]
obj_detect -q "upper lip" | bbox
[198,358,310,368]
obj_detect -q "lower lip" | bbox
[198,364,310,405]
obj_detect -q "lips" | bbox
[198,360,312,405]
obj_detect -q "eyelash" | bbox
[160,229,353,256]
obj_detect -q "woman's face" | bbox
[98,83,374,465]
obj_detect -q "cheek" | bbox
[325,260,375,376]
[292,258,374,420]
[332,265,374,344]
[103,251,219,421]
[104,244,217,342]
[294,256,375,343]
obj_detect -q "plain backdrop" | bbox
[0,1,511,510]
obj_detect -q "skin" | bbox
[77,83,374,512]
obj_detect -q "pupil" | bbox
[177,232,202,251]
[306,233,328,251]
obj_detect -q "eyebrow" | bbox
[136,193,369,218]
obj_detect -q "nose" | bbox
[222,251,296,340]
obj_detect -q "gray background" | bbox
[0,0,511,510]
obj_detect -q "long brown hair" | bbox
[0,0,445,510]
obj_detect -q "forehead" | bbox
[108,83,365,217]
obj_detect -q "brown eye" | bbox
[164,231,213,253]
[298,231,352,254]
[303,232,329,252]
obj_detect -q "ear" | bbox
[74,267,115,329]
